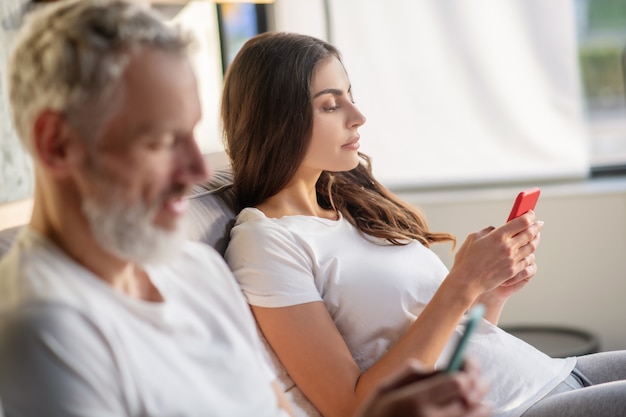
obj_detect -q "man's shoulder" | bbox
[138,240,238,304]
[0,300,95,336]
[0,229,50,307]
[0,300,119,417]
[0,300,106,359]
[176,240,232,273]
[162,241,252,318]
[0,229,88,310]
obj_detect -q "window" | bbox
[576,0,626,172]
[216,3,269,73]
[152,2,271,156]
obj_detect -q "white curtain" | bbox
[292,0,590,188]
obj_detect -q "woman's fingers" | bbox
[503,210,536,235]
[501,253,536,286]
[451,214,542,294]
[517,229,541,258]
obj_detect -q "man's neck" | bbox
[29,190,164,302]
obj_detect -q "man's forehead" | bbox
[122,48,195,92]
[95,48,201,145]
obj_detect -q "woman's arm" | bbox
[252,212,541,417]
[253,285,469,417]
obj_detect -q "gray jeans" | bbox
[521,351,626,417]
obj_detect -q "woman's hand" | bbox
[447,211,543,302]
[474,226,540,324]
[354,357,491,417]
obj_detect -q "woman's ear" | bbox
[31,110,81,177]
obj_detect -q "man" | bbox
[0,1,489,416]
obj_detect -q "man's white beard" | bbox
[82,196,189,266]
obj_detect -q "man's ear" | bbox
[32,110,82,177]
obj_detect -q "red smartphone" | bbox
[507,187,541,222]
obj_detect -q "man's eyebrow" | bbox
[313,85,352,99]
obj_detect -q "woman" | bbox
[222,32,626,417]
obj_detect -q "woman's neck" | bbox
[255,181,337,220]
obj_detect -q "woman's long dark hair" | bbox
[221,32,455,248]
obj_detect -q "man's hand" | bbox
[354,358,491,417]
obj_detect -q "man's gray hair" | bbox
[8,0,193,152]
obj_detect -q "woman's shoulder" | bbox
[235,207,268,224]
[226,207,313,270]
[233,207,283,233]
[234,207,344,233]
[231,207,295,243]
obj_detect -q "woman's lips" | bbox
[342,138,360,150]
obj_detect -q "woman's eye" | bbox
[323,105,339,112]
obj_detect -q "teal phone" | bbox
[445,304,485,373]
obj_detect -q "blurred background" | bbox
[1,0,625,354]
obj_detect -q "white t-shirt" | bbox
[0,227,287,417]
[225,207,577,417]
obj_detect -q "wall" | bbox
[0,0,34,205]
[0,2,223,206]
[399,178,626,351]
